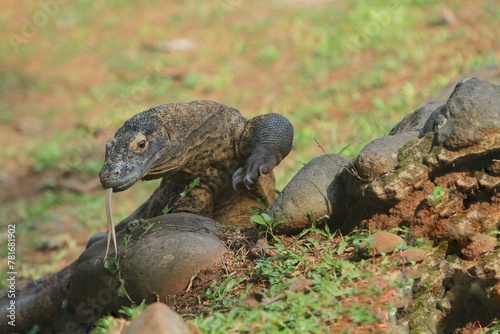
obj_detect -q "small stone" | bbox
[400,249,428,264]
[461,234,498,260]
[124,302,191,334]
[361,232,405,255]
[344,246,355,253]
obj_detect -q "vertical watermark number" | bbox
[6,224,17,327]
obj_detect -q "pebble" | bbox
[124,303,192,334]
[400,249,428,264]
[360,232,405,255]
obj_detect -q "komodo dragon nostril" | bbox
[112,170,120,177]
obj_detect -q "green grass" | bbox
[191,226,410,333]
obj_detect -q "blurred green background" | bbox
[0,0,498,284]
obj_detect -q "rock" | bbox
[250,238,278,256]
[124,303,191,334]
[360,232,405,255]
[269,79,499,238]
[481,248,500,281]
[461,235,497,260]
[405,244,500,333]
[350,77,499,241]
[67,213,227,325]
[403,266,423,279]
[432,77,500,150]
[265,154,351,234]
[390,101,442,136]
[352,132,420,180]
[343,134,432,208]
[357,100,443,182]
[400,249,428,264]
[422,105,444,134]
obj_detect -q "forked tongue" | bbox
[104,188,118,260]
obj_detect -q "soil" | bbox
[364,172,500,246]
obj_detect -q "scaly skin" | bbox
[99,100,294,230]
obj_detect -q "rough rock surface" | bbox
[400,249,428,264]
[390,101,442,135]
[407,245,500,333]
[345,131,432,208]
[432,77,500,149]
[461,234,498,260]
[353,131,421,180]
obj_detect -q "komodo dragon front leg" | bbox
[233,113,294,195]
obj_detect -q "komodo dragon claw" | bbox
[232,161,271,190]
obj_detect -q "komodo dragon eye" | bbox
[130,134,149,153]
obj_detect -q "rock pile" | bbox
[267,77,500,332]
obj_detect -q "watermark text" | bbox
[6,224,17,327]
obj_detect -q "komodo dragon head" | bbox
[99,108,176,192]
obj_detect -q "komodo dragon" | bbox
[0,101,292,332]
[99,100,294,237]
